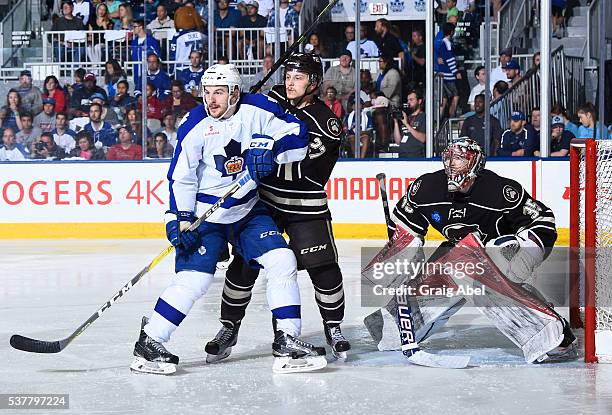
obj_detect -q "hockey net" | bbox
[570,139,612,363]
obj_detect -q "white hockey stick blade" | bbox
[206,347,232,363]
[272,356,327,374]
[130,357,177,375]
[406,350,470,369]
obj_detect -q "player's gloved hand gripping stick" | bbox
[10,173,252,354]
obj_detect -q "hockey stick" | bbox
[10,173,252,354]
[375,173,470,369]
[249,0,340,94]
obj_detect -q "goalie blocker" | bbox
[364,138,576,363]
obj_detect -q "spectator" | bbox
[504,59,521,87]
[166,0,188,17]
[376,54,402,108]
[577,102,611,139]
[497,111,537,157]
[149,132,175,158]
[15,112,43,150]
[467,65,486,110]
[33,98,57,132]
[170,6,206,75]
[446,0,459,20]
[526,107,541,153]
[360,69,375,104]
[305,32,330,57]
[460,94,502,154]
[0,89,24,132]
[90,3,113,30]
[256,0,274,19]
[534,115,574,157]
[551,103,579,137]
[52,112,77,153]
[346,24,379,58]
[390,24,410,71]
[552,0,567,38]
[83,103,117,149]
[107,0,122,24]
[490,48,512,90]
[238,1,267,60]
[144,53,172,99]
[126,108,151,145]
[335,24,355,57]
[492,80,509,99]
[103,59,127,100]
[393,89,426,158]
[322,50,356,109]
[266,0,299,48]
[69,130,106,160]
[323,86,344,119]
[71,72,108,117]
[177,50,205,96]
[438,22,461,117]
[239,0,267,27]
[107,125,143,160]
[217,55,230,64]
[142,82,164,123]
[110,80,137,121]
[410,29,426,87]
[113,3,134,30]
[0,128,27,161]
[131,19,162,63]
[42,75,66,114]
[162,80,199,118]
[532,51,541,69]
[70,68,86,97]
[374,18,405,65]
[73,0,91,25]
[250,53,275,95]
[16,70,43,115]
[147,4,175,44]
[90,93,120,126]
[51,1,87,62]
[344,94,373,158]
[157,112,178,147]
[214,0,241,28]
[32,132,66,160]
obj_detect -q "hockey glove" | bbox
[247,134,275,184]
[165,210,200,252]
[486,230,544,284]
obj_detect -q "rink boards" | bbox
[0,158,570,243]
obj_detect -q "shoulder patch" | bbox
[327,118,342,137]
[410,179,422,197]
[502,184,520,203]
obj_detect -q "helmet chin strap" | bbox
[206,87,240,120]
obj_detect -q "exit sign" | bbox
[369,2,388,15]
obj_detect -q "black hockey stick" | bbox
[376,173,470,368]
[249,0,340,94]
[10,173,253,354]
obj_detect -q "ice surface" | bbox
[2,239,612,415]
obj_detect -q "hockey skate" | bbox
[130,317,179,375]
[536,319,578,363]
[205,322,240,363]
[272,331,327,374]
[324,323,351,361]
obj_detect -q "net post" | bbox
[569,140,582,329]
[584,139,598,363]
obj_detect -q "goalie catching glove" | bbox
[165,210,200,252]
[247,134,275,184]
[486,230,544,284]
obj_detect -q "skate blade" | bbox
[331,349,348,362]
[272,356,327,374]
[206,347,232,363]
[130,357,176,375]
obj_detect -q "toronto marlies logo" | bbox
[353,0,367,14]
[213,139,246,179]
[332,0,344,14]
[389,0,405,13]
[414,0,426,13]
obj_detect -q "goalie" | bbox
[366,137,577,363]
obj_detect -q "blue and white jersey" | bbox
[168,93,308,224]
[177,67,204,95]
[170,30,205,73]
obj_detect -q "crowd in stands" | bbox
[0,0,609,162]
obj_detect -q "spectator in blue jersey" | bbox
[170,6,206,73]
[577,102,612,139]
[83,102,117,150]
[176,50,204,97]
[551,103,579,137]
[497,111,537,157]
[110,80,137,122]
[136,52,171,99]
[52,112,77,153]
[438,22,461,117]
[130,19,161,64]
[70,72,109,117]
[346,24,379,59]
[214,0,241,29]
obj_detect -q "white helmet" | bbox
[201,64,242,119]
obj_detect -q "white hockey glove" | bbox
[485,230,544,284]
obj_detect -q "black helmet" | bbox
[284,52,323,86]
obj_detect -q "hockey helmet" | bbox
[284,52,324,86]
[201,64,242,118]
[442,137,486,192]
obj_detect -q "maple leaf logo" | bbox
[213,139,246,180]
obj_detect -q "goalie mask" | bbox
[442,137,486,192]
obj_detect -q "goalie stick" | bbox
[9,173,253,354]
[375,173,470,369]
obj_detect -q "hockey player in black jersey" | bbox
[367,137,576,363]
[205,52,351,361]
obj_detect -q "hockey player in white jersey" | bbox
[131,64,327,375]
